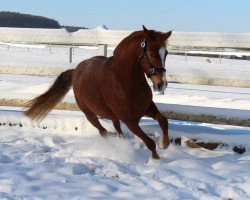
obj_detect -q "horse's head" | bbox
[138,26,172,93]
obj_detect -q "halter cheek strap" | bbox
[138,39,166,78]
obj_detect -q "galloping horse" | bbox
[25,26,172,159]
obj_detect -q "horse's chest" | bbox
[130,87,152,111]
[107,83,152,119]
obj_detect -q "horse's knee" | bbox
[156,113,168,123]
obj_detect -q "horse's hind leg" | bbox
[84,111,108,137]
[75,97,108,137]
[124,121,159,159]
[112,120,125,139]
[145,102,170,149]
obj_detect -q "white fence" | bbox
[1,27,250,47]
[1,27,250,58]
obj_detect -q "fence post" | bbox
[98,44,108,57]
[69,47,73,63]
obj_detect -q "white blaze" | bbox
[159,47,166,67]
[159,47,167,94]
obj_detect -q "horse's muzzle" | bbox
[153,81,168,93]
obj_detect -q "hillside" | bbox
[0,11,60,29]
[0,11,87,31]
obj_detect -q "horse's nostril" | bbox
[153,84,157,91]
[158,83,163,90]
[153,82,164,92]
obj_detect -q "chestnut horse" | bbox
[25,26,172,159]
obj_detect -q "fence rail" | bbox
[1,27,250,59]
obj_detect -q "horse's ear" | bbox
[142,25,149,34]
[142,25,155,39]
[163,31,172,41]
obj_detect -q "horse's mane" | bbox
[113,29,166,58]
[113,31,145,57]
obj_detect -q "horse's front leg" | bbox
[124,121,160,159]
[145,102,170,149]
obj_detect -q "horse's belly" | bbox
[83,96,115,119]
[112,98,152,121]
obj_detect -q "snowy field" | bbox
[0,107,250,200]
[0,44,250,199]
[0,73,249,127]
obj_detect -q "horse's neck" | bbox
[113,54,147,90]
[112,37,149,90]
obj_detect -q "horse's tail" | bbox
[25,69,74,122]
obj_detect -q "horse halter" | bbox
[138,39,167,78]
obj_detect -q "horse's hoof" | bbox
[158,140,170,149]
[119,133,125,139]
[107,132,117,137]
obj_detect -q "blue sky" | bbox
[1,0,250,32]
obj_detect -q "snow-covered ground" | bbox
[0,76,249,199]
[1,74,249,110]
[0,43,250,199]
[0,74,249,126]
[0,107,250,199]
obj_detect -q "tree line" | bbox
[0,11,87,32]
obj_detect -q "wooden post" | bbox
[72,44,75,55]
[69,47,73,63]
[98,44,108,57]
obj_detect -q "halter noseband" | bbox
[138,39,166,78]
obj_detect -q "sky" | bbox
[1,0,250,32]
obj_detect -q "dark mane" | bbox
[113,29,166,57]
[113,31,145,57]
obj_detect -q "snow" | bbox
[186,50,250,57]
[0,107,250,199]
[0,42,250,199]
[0,74,249,126]
[0,41,46,48]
